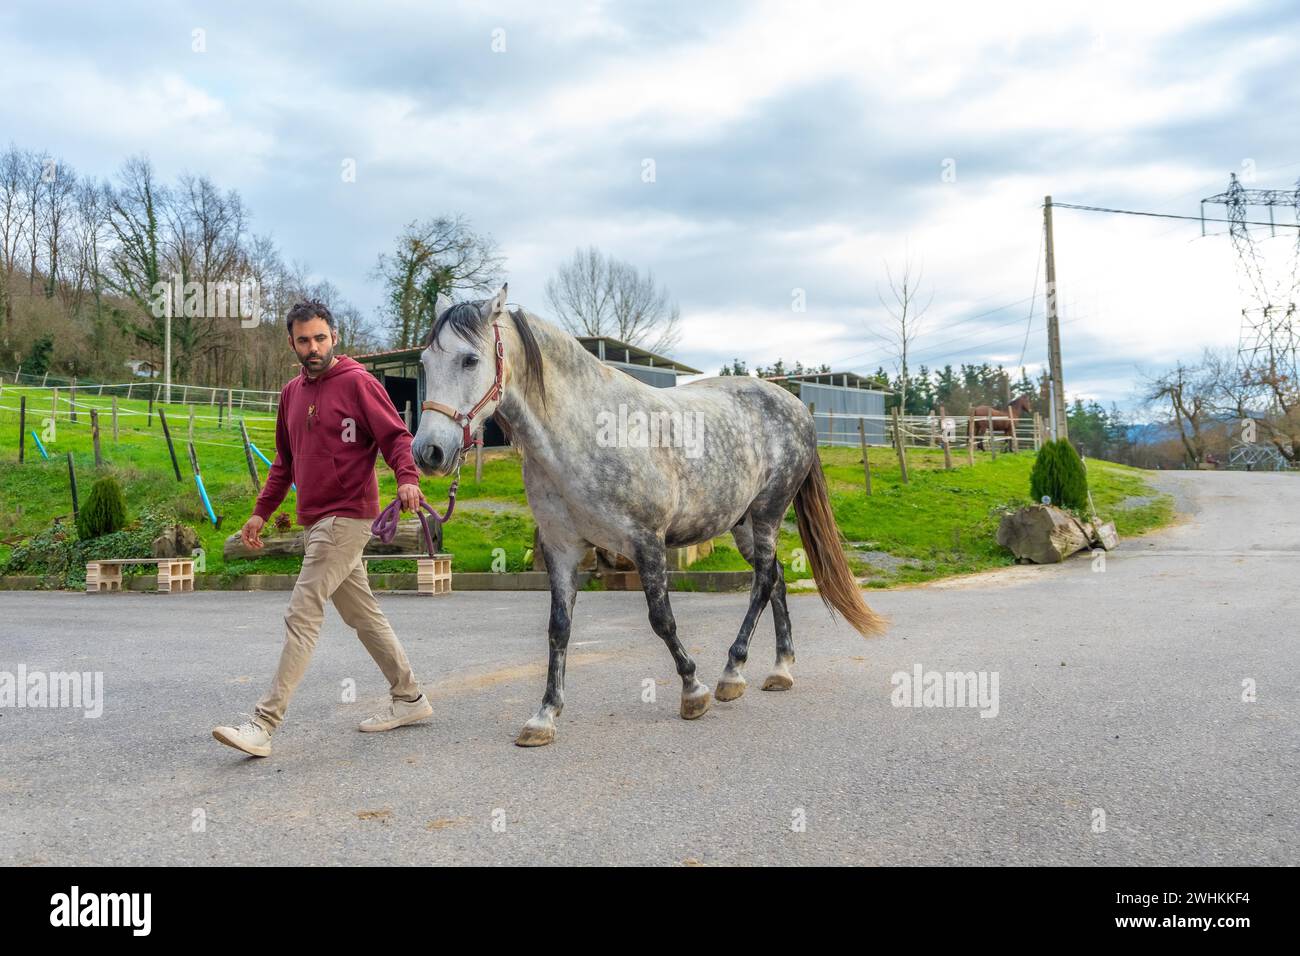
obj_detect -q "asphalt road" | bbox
[1,470,1295,865]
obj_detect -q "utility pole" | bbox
[1043,196,1068,441]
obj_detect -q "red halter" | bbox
[421,320,506,458]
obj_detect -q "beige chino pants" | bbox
[254,516,421,731]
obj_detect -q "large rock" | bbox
[221,518,437,561]
[996,505,1092,564]
[152,523,202,558]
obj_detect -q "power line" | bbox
[836,292,1039,367]
[1053,201,1300,230]
[1019,220,1044,368]
[820,164,1300,380]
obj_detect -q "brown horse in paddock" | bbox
[971,394,1033,450]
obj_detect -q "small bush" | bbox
[76,475,128,539]
[4,508,176,589]
[1029,439,1088,511]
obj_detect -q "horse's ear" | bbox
[487,283,508,317]
[434,293,453,322]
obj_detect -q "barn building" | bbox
[762,371,891,445]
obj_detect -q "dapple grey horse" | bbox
[412,285,886,746]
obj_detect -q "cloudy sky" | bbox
[3,0,1298,407]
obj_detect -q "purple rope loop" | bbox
[370,494,448,559]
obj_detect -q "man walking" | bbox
[213,299,432,757]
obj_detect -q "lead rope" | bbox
[370,469,458,559]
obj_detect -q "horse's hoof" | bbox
[762,663,794,691]
[680,685,713,720]
[514,720,556,747]
[715,676,747,702]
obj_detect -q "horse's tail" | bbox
[793,459,888,638]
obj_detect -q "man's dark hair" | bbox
[286,299,335,332]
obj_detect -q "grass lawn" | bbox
[692,446,1173,586]
[0,384,1173,587]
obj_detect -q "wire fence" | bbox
[0,368,281,413]
[0,381,280,458]
[812,410,1042,452]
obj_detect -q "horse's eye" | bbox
[462,355,479,369]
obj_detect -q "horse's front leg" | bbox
[515,537,583,747]
[634,538,711,720]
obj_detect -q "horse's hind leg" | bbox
[762,566,795,691]
[634,538,711,720]
[515,535,583,747]
[717,515,788,700]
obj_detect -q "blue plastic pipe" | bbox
[248,442,295,492]
[194,473,218,526]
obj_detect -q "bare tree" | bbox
[0,145,31,347]
[40,157,78,301]
[1201,345,1299,464]
[374,216,503,348]
[104,156,168,378]
[69,179,110,335]
[21,149,49,296]
[162,174,250,381]
[1144,359,1217,465]
[872,253,933,413]
[545,246,682,354]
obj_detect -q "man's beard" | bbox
[299,345,335,375]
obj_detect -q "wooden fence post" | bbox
[227,388,234,425]
[90,409,102,468]
[939,404,953,470]
[858,417,872,496]
[475,443,484,484]
[987,410,997,460]
[1010,411,1020,453]
[188,405,195,444]
[892,406,909,484]
[111,397,119,442]
[18,396,26,463]
[967,406,975,466]
[157,408,183,482]
[239,419,261,492]
[148,387,154,427]
[70,378,77,423]
[403,400,412,431]
[66,452,79,520]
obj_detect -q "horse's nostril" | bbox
[427,445,443,469]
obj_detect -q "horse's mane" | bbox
[425,300,547,403]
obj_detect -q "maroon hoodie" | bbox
[253,356,420,527]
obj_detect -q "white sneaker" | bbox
[359,694,433,732]
[212,715,272,757]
